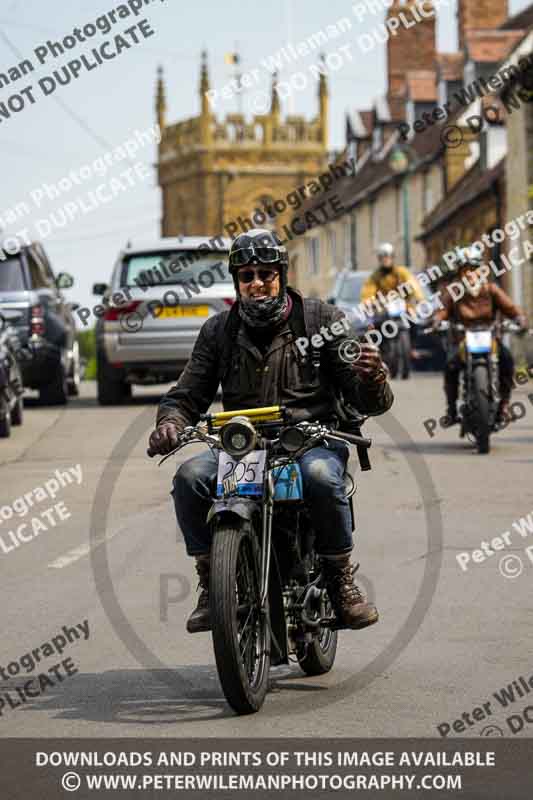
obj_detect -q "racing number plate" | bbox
[386,298,407,317]
[216,451,267,497]
[465,330,492,353]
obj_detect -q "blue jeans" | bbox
[171,442,353,556]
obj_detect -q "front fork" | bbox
[259,470,274,609]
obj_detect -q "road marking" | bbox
[48,532,116,569]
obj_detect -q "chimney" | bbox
[457,0,509,51]
[387,0,437,114]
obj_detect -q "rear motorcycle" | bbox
[430,320,527,454]
[151,405,371,715]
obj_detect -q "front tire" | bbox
[40,362,68,405]
[471,364,491,454]
[398,329,411,379]
[97,348,129,406]
[210,523,270,715]
[67,341,81,397]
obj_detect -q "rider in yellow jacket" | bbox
[361,243,425,308]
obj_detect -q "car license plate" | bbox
[156,305,209,318]
[216,451,266,497]
[465,330,492,353]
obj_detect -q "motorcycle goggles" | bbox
[236,267,280,284]
[229,245,281,268]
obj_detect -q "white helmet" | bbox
[456,244,483,269]
[377,242,395,258]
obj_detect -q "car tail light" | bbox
[30,305,45,336]
[223,298,235,306]
[103,301,142,321]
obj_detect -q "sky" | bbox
[0,0,530,319]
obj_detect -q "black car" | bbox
[0,310,24,437]
[0,242,80,404]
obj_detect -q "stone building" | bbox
[289,0,533,306]
[498,26,533,331]
[155,53,328,244]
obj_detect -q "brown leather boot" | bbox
[321,554,378,630]
[186,555,211,634]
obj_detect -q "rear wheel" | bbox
[210,523,270,715]
[471,364,491,454]
[11,395,23,426]
[0,399,11,438]
[40,362,68,405]
[296,598,338,676]
[97,349,129,406]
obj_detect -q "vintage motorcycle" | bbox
[0,311,24,438]
[371,297,412,380]
[429,319,526,454]
[151,405,371,715]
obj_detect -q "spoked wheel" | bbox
[296,593,338,676]
[210,523,270,714]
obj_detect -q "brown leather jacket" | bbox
[435,281,522,327]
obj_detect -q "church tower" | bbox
[156,53,329,239]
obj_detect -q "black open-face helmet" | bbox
[228,229,288,293]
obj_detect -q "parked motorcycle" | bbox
[0,311,24,438]
[371,298,411,379]
[428,319,528,454]
[149,405,371,715]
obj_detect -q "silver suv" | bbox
[94,237,234,405]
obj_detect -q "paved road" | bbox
[0,375,532,737]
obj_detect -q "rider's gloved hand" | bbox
[516,315,528,334]
[148,422,183,456]
[352,343,387,383]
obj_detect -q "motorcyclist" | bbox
[432,244,528,425]
[360,243,425,310]
[148,228,393,634]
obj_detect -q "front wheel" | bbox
[471,364,491,454]
[210,523,270,715]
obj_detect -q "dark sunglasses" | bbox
[229,245,281,268]
[237,267,279,284]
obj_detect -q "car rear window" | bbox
[338,273,367,302]
[0,257,25,291]
[121,250,233,287]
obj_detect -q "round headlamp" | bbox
[279,426,306,454]
[220,416,257,459]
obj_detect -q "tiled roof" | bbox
[405,70,438,102]
[419,158,505,239]
[500,3,533,31]
[436,53,465,81]
[465,30,526,63]
[359,111,374,136]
